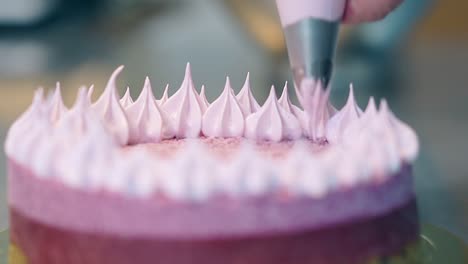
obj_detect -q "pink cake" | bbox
[5,65,419,263]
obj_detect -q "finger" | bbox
[343,0,404,23]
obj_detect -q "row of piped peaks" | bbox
[86,64,328,145]
[20,63,418,163]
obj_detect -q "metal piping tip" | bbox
[283,18,340,87]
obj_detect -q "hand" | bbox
[343,0,404,23]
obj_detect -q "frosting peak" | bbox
[198,85,210,113]
[245,86,302,142]
[88,85,95,102]
[278,82,293,112]
[125,77,175,144]
[278,82,307,129]
[50,82,67,124]
[236,73,260,116]
[163,63,203,138]
[157,84,169,106]
[202,77,245,137]
[364,97,378,117]
[56,88,94,142]
[120,87,134,108]
[92,66,129,145]
[326,85,362,144]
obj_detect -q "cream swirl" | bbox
[236,73,260,116]
[120,87,134,108]
[245,87,302,142]
[202,77,245,137]
[92,66,129,145]
[326,85,362,144]
[163,63,203,138]
[126,77,175,144]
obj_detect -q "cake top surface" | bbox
[5,64,419,201]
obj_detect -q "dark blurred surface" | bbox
[0,0,466,242]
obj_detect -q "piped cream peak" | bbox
[88,85,95,102]
[126,77,174,144]
[278,81,291,110]
[236,72,260,116]
[278,82,308,133]
[365,97,377,116]
[245,86,302,142]
[120,87,134,108]
[157,84,169,106]
[278,81,302,115]
[50,82,67,123]
[202,77,245,138]
[162,63,203,138]
[92,66,129,145]
[326,84,362,143]
[68,87,92,114]
[198,85,210,113]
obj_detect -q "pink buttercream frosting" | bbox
[202,78,245,138]
[162,64,204,138]
[120,87,134,108]
[158,85,170,105]
[50,83,67,123]
[5,65,419,201]
[278,82,308,132]
[126,78,175,144]
[326,85,362,144]
[92,66,129,146]
[236,73,260,116]
[198,85,210,113]
[245,87,302,142]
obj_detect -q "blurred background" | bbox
[0,0,466,241]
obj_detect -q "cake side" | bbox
[9,200,419,264]
[8,159,414,238]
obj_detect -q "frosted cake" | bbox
[6,65,419,263]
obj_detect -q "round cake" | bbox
[5,65,419,264]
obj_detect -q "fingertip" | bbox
[343,0,404,24]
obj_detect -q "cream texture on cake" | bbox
[5,64,418,202]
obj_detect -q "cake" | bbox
[5,64,419,264]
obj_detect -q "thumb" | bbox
[343,0,404,23]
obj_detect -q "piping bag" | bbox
[276,0,346,88]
